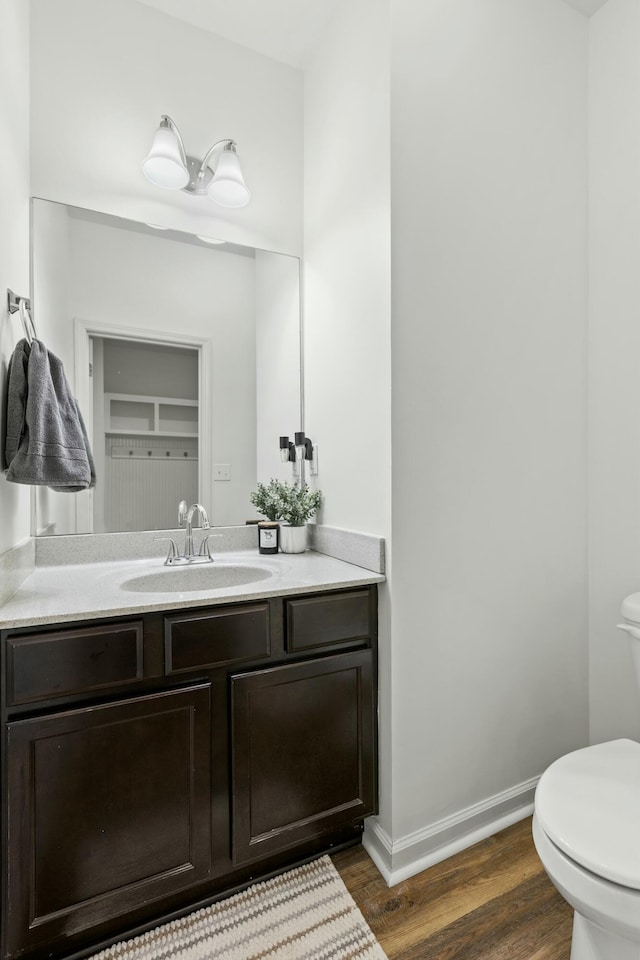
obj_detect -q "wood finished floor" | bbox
[331,818,573,960]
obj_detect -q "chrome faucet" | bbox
[183,502,210,557]
[155,500,221,565]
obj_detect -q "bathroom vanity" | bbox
[0,554,380,960]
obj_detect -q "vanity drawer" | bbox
[285,590,372,653]
[164,602,271,674]
[6,622,144,706]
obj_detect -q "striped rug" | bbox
[92,856,388,960]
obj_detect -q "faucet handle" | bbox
[154,537,178,564]
[199,534,222,559]
[178,500,188,527]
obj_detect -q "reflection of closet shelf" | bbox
[105,430,199,438]
[105,393,198,438]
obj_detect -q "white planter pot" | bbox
[279,524,308,554]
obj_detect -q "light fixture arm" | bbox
[196,139,237,182]
[159,114,188,167]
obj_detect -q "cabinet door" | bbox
[5,684,211,960]
[230,650,376,864]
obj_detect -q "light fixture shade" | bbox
[207,148,251,208]
[142,125,189,189]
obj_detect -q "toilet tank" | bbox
[618,593,640,692]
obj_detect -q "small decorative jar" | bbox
[257,521,279,555]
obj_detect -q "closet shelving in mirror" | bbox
[105,393,198,438]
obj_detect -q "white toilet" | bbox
[533,592,640,960]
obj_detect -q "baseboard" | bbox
[363,775,539,887]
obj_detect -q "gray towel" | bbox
[4,339,96,491]
[3,338,30,470]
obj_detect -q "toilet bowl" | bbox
[533,592,640,960]
[534,740,640,959]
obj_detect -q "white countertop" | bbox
[0,550,385,629]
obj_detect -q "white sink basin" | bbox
[121,564,273,593]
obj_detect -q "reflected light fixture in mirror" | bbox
[279,436,296,462]
[142,115,251,209]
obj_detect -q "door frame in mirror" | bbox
[72,317,213,534]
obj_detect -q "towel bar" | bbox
[7,289,37,345]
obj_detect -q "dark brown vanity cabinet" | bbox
[230,649,375,864]
[4,685,212,960]
[0,585,377,960]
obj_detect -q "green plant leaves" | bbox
[249,479,322,526]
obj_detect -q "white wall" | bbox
[303,0,392,833]
[303,0,392,537]
[102,340,199,399]
[30,199,75,537]
[31,201,71,363]
[30,0,303,256]
[0,0,31,554]
[390,0,589,852]
[255,250,302,485]
[588,0,640,742]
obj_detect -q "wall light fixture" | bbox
[142,115,251,209]
[294,432,314,462]
[279,436,297,463]
[279,434,317,476]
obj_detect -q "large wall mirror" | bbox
[31,198,302,536]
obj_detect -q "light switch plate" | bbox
[213,464,231,481]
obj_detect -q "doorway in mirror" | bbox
[92,337,199,533]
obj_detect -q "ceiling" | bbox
[133,0,342,68]
[134,0,610,69]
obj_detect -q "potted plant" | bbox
[250,480,322,553]
[250,479,286,521]
[249,479,285,554]
[277,481,322,553]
